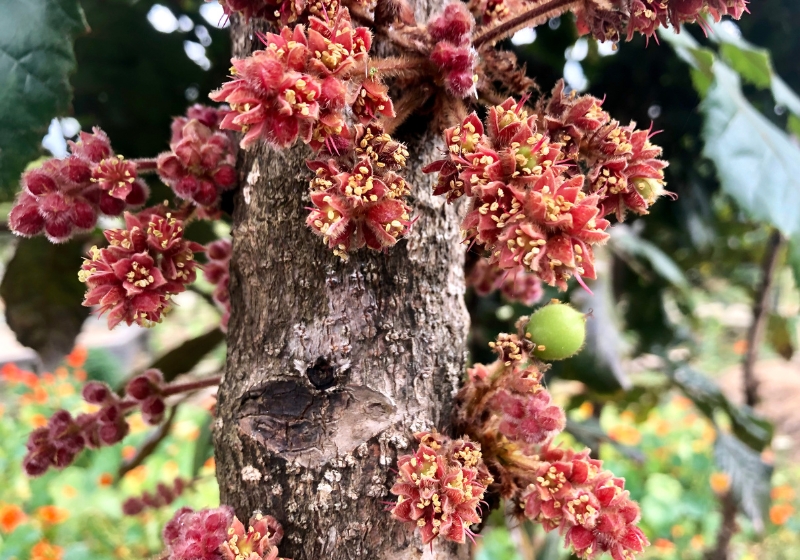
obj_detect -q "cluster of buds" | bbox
[390,432,493,544]
[123,477,187,515]
[574,0,749,43]
[210,8,418,259]
[9,128,148,242]
[157,105,238,208]
[204,239,233,330]
[210,8,390,152]
[425,83,667,290]
[520,446,647,560]
[451,327,648,560]
[424,97,609,289]
[22,372,220,477]
[23,381,130,476]
[427,3,478,98]
[163,506,289,560]
[126,368,169,424]
[306,125,413,259]
[467,257,544,306]
[78,209,204,329]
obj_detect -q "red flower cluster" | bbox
[204,239,232,331]
[543,82,669,221]
[123,477,187,515]
[390,432,493,544]
[468,0,519,25]
[428,3,478,98]
[424,98,609,289]
[218,0,336,24]
[520,447,648,560]
[306,124,413,259]
[79,210,204,329]
[210,8,390,152]
[157,105,237,207]
[458,332,565,448]
[467,257,544,306]
[575,0,748,42]
[452,327,648,560]
[425,85,667,290]
[23,381,130,476]
[9,128,148,242]
[163,506,289,560]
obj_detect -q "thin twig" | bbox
[704,491,738,560]
[743,229,784,407]
[472,0,578,49]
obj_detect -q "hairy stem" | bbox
[472,0,578,49]
[132,158,158,173]
[743,229,784,407]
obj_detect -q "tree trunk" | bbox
[214,4,471,559]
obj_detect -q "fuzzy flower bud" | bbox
[204,239,232,331]
[9,129,148,243]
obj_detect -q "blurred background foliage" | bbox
[1,0,800,558]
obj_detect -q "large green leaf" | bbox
[667,364,773,452]
[0,236,90,368]
[701,63,800,239]
[714,432,773,532]
[0,0,88,200]
[553,258,631,393]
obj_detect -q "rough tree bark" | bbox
[213,3,472,559]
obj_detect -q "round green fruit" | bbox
[525,301,586,361]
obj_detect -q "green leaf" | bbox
[658,27,714,96]
[565,418,645,463]
[771,76,800,118]
[140,327,224,384]
[788,235,800,289]
[714,432,773,532]
[0,0,89,200]
[667,364,773,452]
[0,236,90,368]
[766,314,796,360]
[609,226,690,291]
[701,63,800,238]
[710,24,773,90]
[191,413,214,477]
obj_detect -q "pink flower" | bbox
[520,447,648,560]
[306,157,412,259]
[163,507,288,560]
[210,26,321,149]
[79,211,203,329]
[9,129,148,243]
[390,432,492,544]
[157,107,237,207]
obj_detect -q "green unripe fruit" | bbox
[525,301,586,361]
